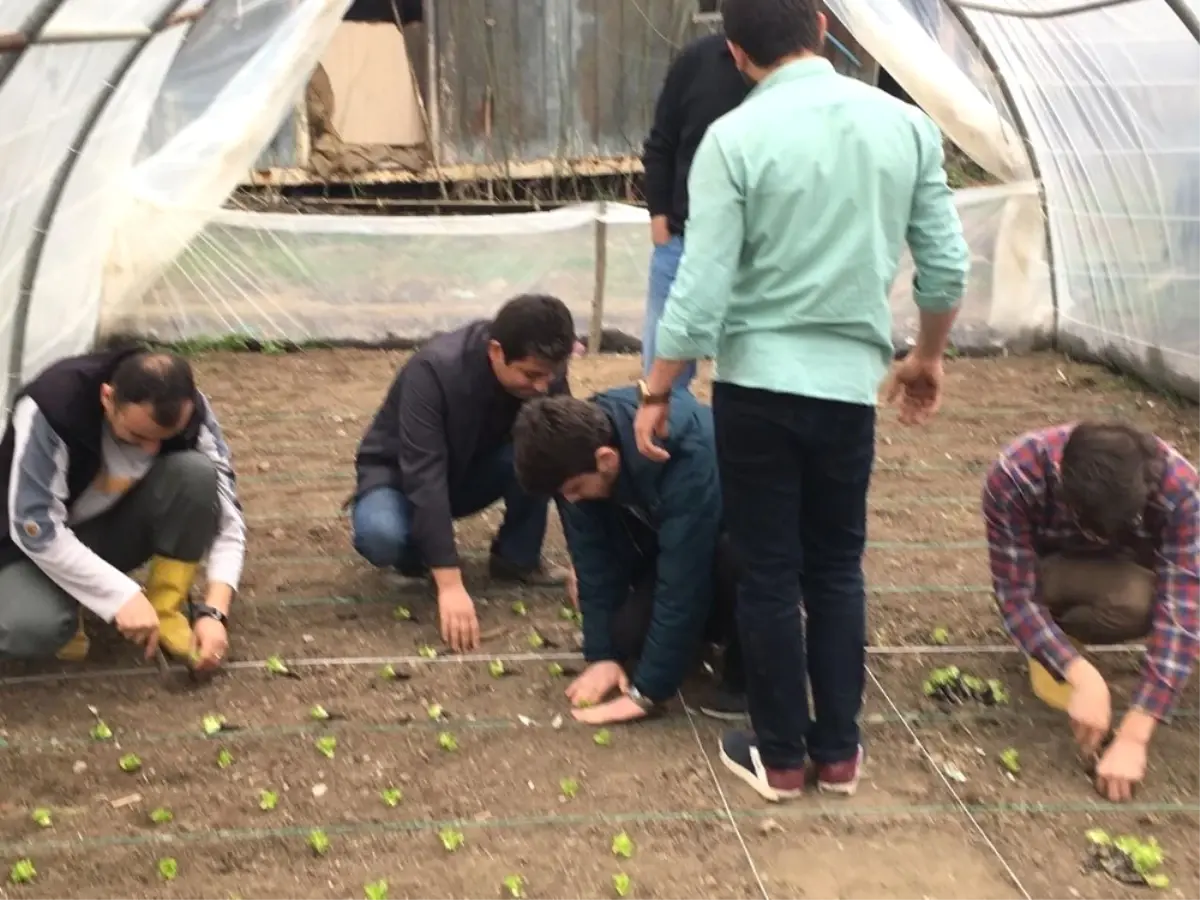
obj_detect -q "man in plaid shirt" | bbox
[983,421,1198,802]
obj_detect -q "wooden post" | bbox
[588,201,607,354]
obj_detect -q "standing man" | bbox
[0,349,244,671]
[634,0,969,802]
[351,295,576,654]
[641,30,751,390]
[984,421,1198,803]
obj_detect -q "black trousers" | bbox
[609,532,744,690]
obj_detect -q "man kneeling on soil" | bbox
[351,295,576,653]
[0,350,245,669]
[984,421,1198,801]
[513,388,746,726]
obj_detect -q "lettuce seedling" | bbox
[511,600,528,617]
[438,731,458,752]
[393,605,413,621]
[612,873,631,898]
[119,753,142,773]
[559,777,579,799]
[381,788,403,807]
[202,714,225,736]
[594,729,612,747]
[611,831,634,859]
[90,721,113,741]
[548,662,564,677]
[308,829,331,856]
[30,808,51,829]
[309,705,333,722]
[216,747,235,769]
[930,626,950,645]
[999,747,1021,775]
[9,859,35,884]
[149,807,173,825]
[427,703,445,721]
[489,659,510,679]
[157,858,178,881]
[364,879,389,900]
[418,645,438,659]
[259,790,279,811]
[502,874,525,898]
[266,655,301,678]
[315,736,337,759]
[379,664,410,681]
[439,828,464,852]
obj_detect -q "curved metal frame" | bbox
[0,0,66,86]
[941,1,1061,344]
[5,0,195,410]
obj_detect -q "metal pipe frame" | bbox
[6,0,201,410]
[0,9,204,50]
[0,0,67,88]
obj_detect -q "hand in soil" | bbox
[1094,736,1147,802]
[437,586,480,653]
[565,661,628,708]
[114,591,161,660]
[1065,658,1112,755]
[571,694,648,726]
[190,617,228,672]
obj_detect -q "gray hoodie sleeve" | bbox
[5,397,138,620]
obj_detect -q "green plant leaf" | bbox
[999,747,1021,775]
[439,828,464,852]
[1086,828,1112,846]
[157,857,178,881]
[393,605,412,621]
[930,626,950,645]
[438,731,458,752]
[216,747,235,769]
[315,736,337,759]
[30,808,51,829]
[488,659,507,679]
[612,872,631,898]
[266,655,289,675]
[9,858,36,884]
[559,606,577,621]
[309,705,331,722]
[118,753,142,773]
[611,831,634,859]
[364,878,389,900]
[559,777,580,799]
[528,631,545,649]
[308,829,331,856]
[594,729,612,747]
[259,790,279,811]
[548,662,565,677]
[502,873,525,898]
[379,664,398,680]
[511,600,528,617]
[1145,873,1170,889]
[149,807,173,825]
[380,788,403,808]
[418,645,438,659]
[202,714,225,736]
[427,703,445,721]
[90,721,113,741]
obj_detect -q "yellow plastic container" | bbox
[1028,638,1085,712]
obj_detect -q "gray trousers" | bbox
[0,450,220,660]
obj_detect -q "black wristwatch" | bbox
[190,602,228,626]
[627,685,658,712]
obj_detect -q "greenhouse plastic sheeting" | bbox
[103,189,1051,352]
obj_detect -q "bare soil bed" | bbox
[0,351,1197,900]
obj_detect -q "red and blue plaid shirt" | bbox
[983,424,1199,719]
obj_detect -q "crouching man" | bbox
[513,387,746,726]
[984,421,1198,801]
[351,295,576,653]
[0,350,245,669]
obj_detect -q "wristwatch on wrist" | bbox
[190,602,228,626]
[637,379,670,406]
[627,685,658,712]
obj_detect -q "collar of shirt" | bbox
[751,55,835,95]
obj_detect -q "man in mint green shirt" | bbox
[632,0,968,803]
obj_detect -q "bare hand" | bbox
[883,354,945,425]
[650,215,671,247]
[114,591,160,660]
[1094,736,1146,802]
[633,403,670,462]
[572,693,648,725]
[565,661,628,707]
[190,617,228,672]
[438,585,480,653]
[1066,659,1112,756]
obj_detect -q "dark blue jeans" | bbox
[351,444,549,572]
[712,382,875,770]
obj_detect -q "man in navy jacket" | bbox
[513,387,745,725]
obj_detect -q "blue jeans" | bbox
[712,382,875,770]
[351,444,549,572]
[642,236,697,390]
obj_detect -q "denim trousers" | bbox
[351,443,549,572]
[642,236,697,390]
[712,382,875,769]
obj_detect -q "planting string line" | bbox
[2,799,1194,859]
[5,700,1191,751]
[867,666,1032,900]
[0,642,1149,689]
[679,691,770,900]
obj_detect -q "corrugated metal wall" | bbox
[431,0,703,166]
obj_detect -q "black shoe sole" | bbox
[698,704,750,721]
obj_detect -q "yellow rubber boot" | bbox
[145,556,198,658]
[55,609,90,662]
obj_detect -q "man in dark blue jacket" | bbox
[513,387,745,725]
